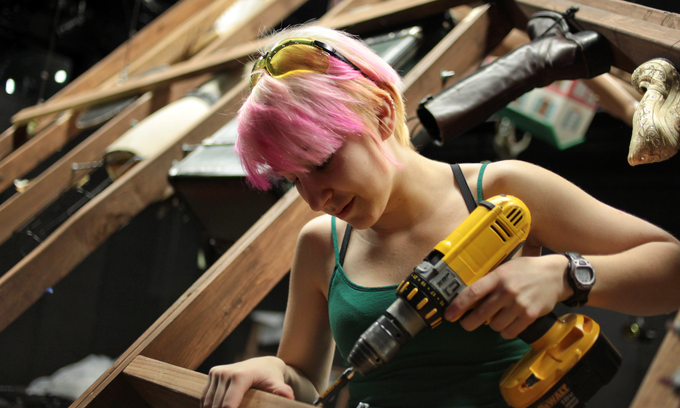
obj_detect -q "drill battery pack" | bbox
[500,313,622,408]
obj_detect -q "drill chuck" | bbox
[347,299,424,375]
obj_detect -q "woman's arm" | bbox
[201,216,336,407]
[445,160,680,338]
[277,215,337,402]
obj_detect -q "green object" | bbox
[499,80,598,150]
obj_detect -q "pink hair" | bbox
[236,26,410,190]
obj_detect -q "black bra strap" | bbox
[339,223,353,267]
[451,163,476,213]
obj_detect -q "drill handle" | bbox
[517,312,558,344]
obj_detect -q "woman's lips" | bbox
[336,198,354,219]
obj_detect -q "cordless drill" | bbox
[315,195,621,408]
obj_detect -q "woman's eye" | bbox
[315,154,333,171]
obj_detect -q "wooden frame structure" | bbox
[0,1,678,407]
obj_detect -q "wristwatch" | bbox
[562,252,596,307]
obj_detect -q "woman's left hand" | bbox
[444,254,570,339]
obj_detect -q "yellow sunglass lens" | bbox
[268,44,330,78]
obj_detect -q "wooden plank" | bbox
[95,0,239,91]
[0,126,18,163]
[0,0,235,193]
[512,0,680,73]
[0,73,209,205]
[326,0,471,34]
[49,0,220,101]
[11,0,307,126]
[11,53,245,126]
[124,356,208,408]
[0,76,250,334]
[572,0,680,29]
[0,112,78,189]
[195,0,308,57]
[11,0,477,126]
[0,0,216,157]
[629,312,680,408]
[23,0,305,127]
[402,2,514,118]
[319,0,381,23]
[69,188,318,408]
[124,356,310,408]
[0,93,156,246]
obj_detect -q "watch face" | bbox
[574,267,595,287]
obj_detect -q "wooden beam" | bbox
[11,0,476,125]
[194,0,308,58]
[0,0,217,158]
[512,0,680,73]
[66,187,318,408]
[10,53,245,126]
[0,113,75,188]
[0,93,157,247]
[52,0,221,101]
[0,126,17,162]
[124,356,310,408]
[96,0,239,91]
[402,2,514,118]
[0,76,197,197]
[318,0,381,23]
[629,312,680,408]
[11,0,308,126]
[0,77,251,334]
[319,0,472,34]
[572,0,680,29]
[0,0,239,198]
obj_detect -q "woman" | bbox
[200,25,680,408]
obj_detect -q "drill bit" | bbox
[314,367,355,407]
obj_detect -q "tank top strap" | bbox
[477,161,489,203]
[332,217,340,266]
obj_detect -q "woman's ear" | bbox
[378,95,397,141]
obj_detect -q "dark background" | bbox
[0,1,679,408]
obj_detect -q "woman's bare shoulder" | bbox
[293,215,339,292]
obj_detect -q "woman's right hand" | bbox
[200,356,295,408]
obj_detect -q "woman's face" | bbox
[278,131,394,230]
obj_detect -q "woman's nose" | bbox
[297,176,331,212]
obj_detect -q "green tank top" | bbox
[327,164,530,408]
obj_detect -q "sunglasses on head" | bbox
[249,38,367,90]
